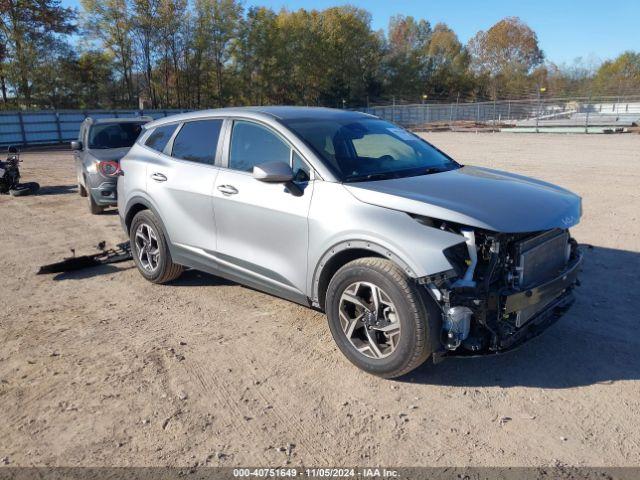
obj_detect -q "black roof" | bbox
[246,106,373,121]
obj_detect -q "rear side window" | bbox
[172,119,223,165]
[229,121,290,172]
[145,124,178,152]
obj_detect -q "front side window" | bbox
[283,118,459,182]
[88,122,145,149]
[171,119,223,165]
[229,121,290,172]
[145,124,178,152]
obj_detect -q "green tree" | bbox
[425,23,472,98]
[272,8,326,104]
[156,0,188,107]
[0,33,8,104]
[383,15,431,96]
[592,51,640,95]
[131,0,161,107]
[232,6,279,105]
[0,0,76,105]
[192,0,242,107]
[320,6,382,107]
[82,0,136,105]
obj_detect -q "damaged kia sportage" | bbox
[118,107,583,378]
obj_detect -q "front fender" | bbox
[307,182,465,299]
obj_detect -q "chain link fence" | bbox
[360,94,640,132]
[2,95,639,147]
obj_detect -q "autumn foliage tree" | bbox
[0,4,639,109]
[468,16,544,98]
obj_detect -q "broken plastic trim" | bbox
[37,242,132,274]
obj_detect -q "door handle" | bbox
[217,184,239,195]
[150,172,167,182]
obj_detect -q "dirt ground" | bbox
[1,132,639,468]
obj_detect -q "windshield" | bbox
[282,118,460,182]
[88,122,144,149]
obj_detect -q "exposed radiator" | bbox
[511,229,571,327]
[517,229,570,289]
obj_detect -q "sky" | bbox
[60,0,640,65]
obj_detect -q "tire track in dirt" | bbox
[177,358,274,463]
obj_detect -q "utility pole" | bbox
[585,92,592,134]
[535,86,546,133]
[392,96,396,123]
[421,94,428,127]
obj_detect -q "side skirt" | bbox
[171,243,312,308]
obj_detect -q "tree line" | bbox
[1,0,639,110]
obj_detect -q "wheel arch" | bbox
[311,240,418,311]
[123,196,172,245]
[124,198,152,234]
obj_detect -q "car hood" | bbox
[88,147,131,162]
[343,166,582,233]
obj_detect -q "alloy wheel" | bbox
[135,223,160,273]
[338,282,401,359]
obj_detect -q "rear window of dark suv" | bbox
[88,122,145,149]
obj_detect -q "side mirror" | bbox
[253,161,294,183]
[70,141,82,151]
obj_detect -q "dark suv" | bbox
[72,117,150,214]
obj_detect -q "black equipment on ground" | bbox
[0,146,40,196]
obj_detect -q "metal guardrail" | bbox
[0,109,189,147]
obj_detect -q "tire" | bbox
[130,209,183,284]
[79,182,87,197]
[88,191,104,214]
[9,182,39,196]
[325,257,440,378]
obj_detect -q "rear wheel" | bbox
[325,257,439,378]
[130,209,183,284]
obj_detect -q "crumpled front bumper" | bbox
[436,253,583,360]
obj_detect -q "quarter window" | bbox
[292,151,311,182]
[172,119,223,165]
[229,121,290,172]
[145,124,178,153]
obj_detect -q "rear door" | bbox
[212,119,314,298]
[145,118,224,255]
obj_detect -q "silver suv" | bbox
[118,107,582,378]
[72,117,150,213]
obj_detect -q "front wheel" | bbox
[325,257,440,378]
[88,191,104,214]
